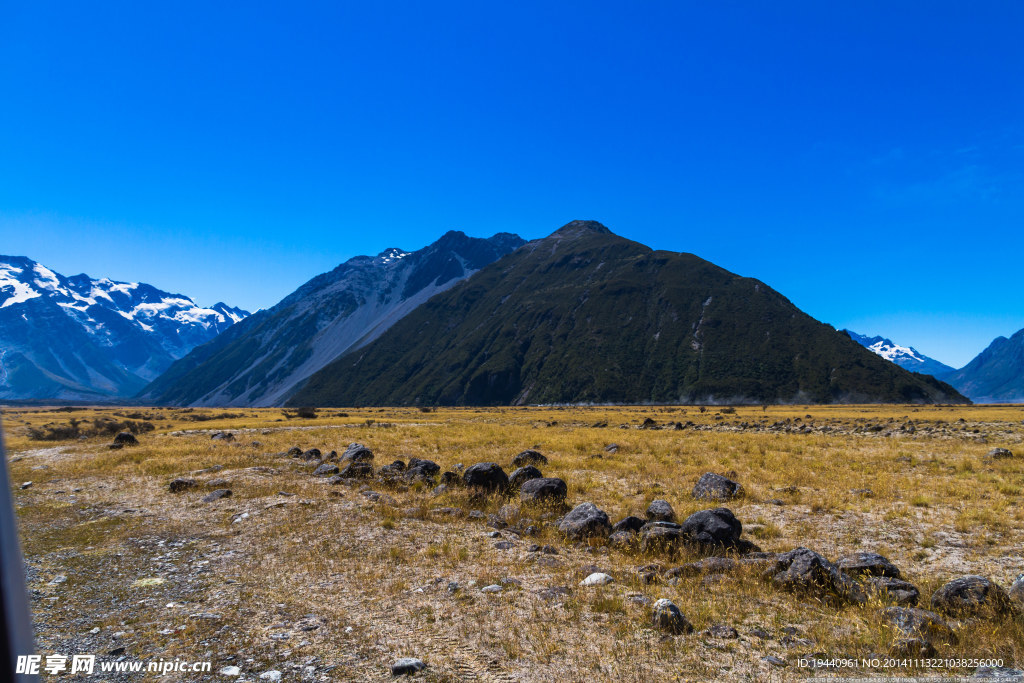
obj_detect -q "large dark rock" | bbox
[639,524,686,555]
[930,576,1012,617]
[882,606,957,645]
[405,458,440,483]
[113,432,139,446]
[836,552,902,578]
[508,466,543,491]
[341,443,374,463]
[462,463,509,493]
[203,489,232,502]
[645,499,676,523]
[866,576,920,606]
[679,508,742,550]
[612,516,646,534]
[512,450,548,467]
[300,448,321,461]
[763,547,866,605]
[557,502,611,540]
[339,462,374,479]
[519,477,567,506]
[651,599,693,634]
[692,472,743,501]
[168,478,197,493]
[313,463,340,476]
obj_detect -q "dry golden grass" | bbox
[4,403,1024,680]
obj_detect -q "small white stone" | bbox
[219,665,241,676]
[481,584,503,593]
[259,671,282,681]
[580,572,614,586]
[89,627,100,634]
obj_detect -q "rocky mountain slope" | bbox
[844,331,955,377]
[0,256,247,400]
[139,230,525,406]
[942,328,1024,403]
[290,221,967,406]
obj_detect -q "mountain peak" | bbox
[550,220,613,239]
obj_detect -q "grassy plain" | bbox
[3,404,1024,681]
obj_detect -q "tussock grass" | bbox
[3,403,1024,679]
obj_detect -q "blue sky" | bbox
[1,1,1022,368]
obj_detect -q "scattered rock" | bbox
[972,666,1024,680]
[19,481,32,490]
[651,599,693,634]
[508,466,543,491]
[890,638,936,657]
[481,585,503,594]
[313,463,340,476]
[604,443,619,454]
[985,448,1013,460]
[512,449,548,467]
[405,458,440,481]
[203,489,232,502]
[580,572,614,586]
[113,432,139,446]
[168,478,197,493]
[645,499,676,523]
[300,448,321,461]
[210,431,234,442]
[339,462,374,479]
[836,552,902,578]
[764,547,866,605]
[1008,574,1024,610]
[341,443,374,463]
[705,624,739,639]
[931,576,1011,617]
[865,576,920,606]
[462,463,509,493]
[558,502,612,540]
[219,665,242,676]
[679,507,743,552]
[612,516,646,534]
[692,472,743,501]
[519,477,567,506]
[259,671,282,681]
[390,658,426,676]
[763,656,786,668]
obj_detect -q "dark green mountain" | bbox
[289,221,968,406]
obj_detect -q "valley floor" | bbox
[3,404,1023,681]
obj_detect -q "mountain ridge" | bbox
[942,328,1024,403]
[138,230,527,406]
[289,221,967,407]
[843,330,955,377]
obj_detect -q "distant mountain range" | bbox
[845,328,1024,403]
[941,330,1024,403]
[138,231,526,406]
[289,221,966,406]
[843,331,955,376]
[0,256,248,400]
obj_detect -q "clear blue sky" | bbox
[2,1,1022,368]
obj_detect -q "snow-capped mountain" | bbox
[140,230,526,406]
[0,256,249,400]
[844,330,954,377]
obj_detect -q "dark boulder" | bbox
[836,552,902,578]
[313,463,340,477]
[930,576,1012,617]
[300,448,321,461]
[651,599,693,634]
[679,508,742,551]
[612,516,646,534]
[113,432,139,446]
[645,499,676,523]
[519,477,567,506]
[339,462,374,479]
[168,478,197,493]
[508,466,543,491]
[866,576,920,606]
[557,502,611,540]
[341,443,374,463]
[763,547,866,605]
[692,472,743,501]
[406,458,440,477]
[440,471,461,486]
[203,489,232,502]
[462,463,509,493]
[512,450,548,467]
